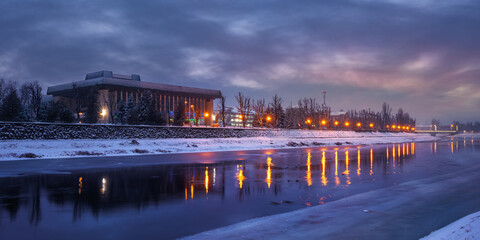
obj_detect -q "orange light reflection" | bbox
[306,152,312,186]
[321,151,328,186]
[205,167,209,194]
[266,157,273,188]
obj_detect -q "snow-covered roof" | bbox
[47,71,222,99]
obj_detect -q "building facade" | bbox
[47,71,222,124]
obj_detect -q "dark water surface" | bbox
[0,136,479,240]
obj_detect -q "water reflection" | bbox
[0,139,478,238]
[266,157,273,188]
[357,149,361,176]
[305,152,312,186]
[205,167,209,194]
[335,150,340,186]
[321,151,328,186]
[236,165,246,189]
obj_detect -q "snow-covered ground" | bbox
[0,130,437,161]
[421,211,480,240]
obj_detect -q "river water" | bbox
[0,136,479,239]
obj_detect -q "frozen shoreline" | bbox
[421,211,480,240]
[0,131,438,161]
[181,163,480,240]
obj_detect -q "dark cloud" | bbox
[0,0,479,123]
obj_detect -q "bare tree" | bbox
[216,96,226,127]
[99,90,116,123]
[253,98,266,128]
[72,82,82,121]
[235,92,251,128]
[20,81,43,120]
[270,94,283,128]
[381,102,392,130]
[194,105,202,126]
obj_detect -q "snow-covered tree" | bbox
[0,85,22,121]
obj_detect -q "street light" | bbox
[344,122,350,127]
[356,122,361,127]
[204,112,209,126]
[369,123,374,128]
[321,120,326,125]
[334,121,339,126]
[306,119,312,124]
[266,116,272,122]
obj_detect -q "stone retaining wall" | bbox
[0,122,269,140]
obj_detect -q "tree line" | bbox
[226,92,416,131]
[0,79,72,122]
[0,79,417,131]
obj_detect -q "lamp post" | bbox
[204,112,209,126]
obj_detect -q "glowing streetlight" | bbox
[369,123,374,128]
[321,120,326,125]
[334,121,339,126]
[306,119,312,124]
[392,125,396,129]
[344,122,350,127]
[356,122,361,127]
[100,108,107,117]
[266,116,272,122]
[204,112,209,117]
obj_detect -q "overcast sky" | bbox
[1,0,479,124]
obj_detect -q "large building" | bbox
[47,71,222,124]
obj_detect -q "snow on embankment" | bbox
[0,130,435,161]
[421,211,480,240]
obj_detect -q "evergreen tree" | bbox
[173,100,186,126]
[84,90,99,123]
[278,106,286,128]
[46,101,60,122]
[37,102,49,122]
[114,101,127,124]
[126,96,139,125]
[138,91,157,125]
[0,87,22,121]
[154,111,167,125]
[58,103,74,123]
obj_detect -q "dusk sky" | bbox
[1,0,479,124]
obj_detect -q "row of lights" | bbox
[305,119,416,131]
[307,119,375,128]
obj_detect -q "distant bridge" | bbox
[415,125,458,135]
[415,130,457,134]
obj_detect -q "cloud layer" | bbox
[0,0,479,123]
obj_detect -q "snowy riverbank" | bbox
[180,163,480,240]
[0,130,437,161]
[421,211,480,240]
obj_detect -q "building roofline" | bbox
[47,77,222,99]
